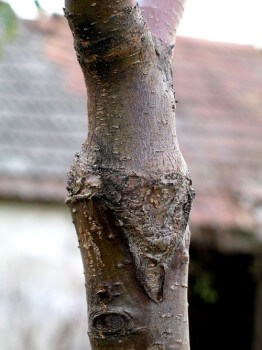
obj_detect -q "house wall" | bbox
[0,201,91,350]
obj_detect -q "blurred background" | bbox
[0,1,261,349]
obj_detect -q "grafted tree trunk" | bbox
[64,1,194,349]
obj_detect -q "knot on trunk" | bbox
[67,161,194,302]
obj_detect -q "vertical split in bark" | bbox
[65,1,194,349]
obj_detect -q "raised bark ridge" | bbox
[68,165,193,302]
[65,1,194,349]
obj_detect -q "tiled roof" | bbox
[174,37,262,247]
[0,17,261,250]
[0,18,86,201]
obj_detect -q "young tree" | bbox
[65,1,194,349]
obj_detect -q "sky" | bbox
[5,0,262,47]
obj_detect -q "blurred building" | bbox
[0,16,261,350]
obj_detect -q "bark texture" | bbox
[65,1,194,349]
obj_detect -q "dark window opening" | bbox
[189,247,256,350]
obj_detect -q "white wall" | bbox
[0,201,91,350]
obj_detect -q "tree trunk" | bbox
[64,1,194,349]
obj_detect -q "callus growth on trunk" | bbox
[64,0,194,349]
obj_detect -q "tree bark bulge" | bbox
[65,1,194,349]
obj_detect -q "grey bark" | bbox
[64,1,194,349]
